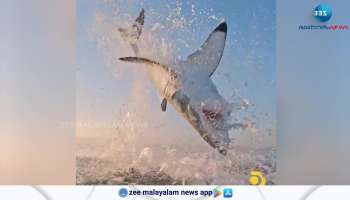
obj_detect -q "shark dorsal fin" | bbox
[185,22,227,77]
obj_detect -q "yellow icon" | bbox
[249,170,266,185]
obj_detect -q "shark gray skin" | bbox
[118,10,231,155]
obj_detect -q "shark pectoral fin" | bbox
[161,98,167,112]
[118,57,175,74]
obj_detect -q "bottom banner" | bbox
[0,185,349,199]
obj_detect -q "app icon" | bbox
[314,4,332,22]
[119,188,128,198]
[249,170,266,185]
[213,187,222,198]
[223,188,233,198]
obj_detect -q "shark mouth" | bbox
[171,90,229,155]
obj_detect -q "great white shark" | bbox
[118,9,232,155]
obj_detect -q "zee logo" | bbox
[118,188,128,198]
[313,4,332,22]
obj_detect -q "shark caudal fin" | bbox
[185,22,227,77]
[118,9,145,55]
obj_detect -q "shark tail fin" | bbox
[118,9,145,54]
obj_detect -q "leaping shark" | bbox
[118,9,231,155]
